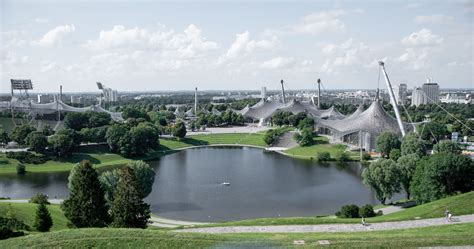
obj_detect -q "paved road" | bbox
[176,214,474,234]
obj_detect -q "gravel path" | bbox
[176,214,474,234]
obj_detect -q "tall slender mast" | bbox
[194,87,198,114]
[378,61,406,137]
[317,78,321,109]
[280,79,286,104]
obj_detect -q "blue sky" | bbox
[1,0,473,92]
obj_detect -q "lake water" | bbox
[0,147,378,222]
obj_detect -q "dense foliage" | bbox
[62,161,109,228]
[110,166,151,228]
[33,203,53,232]
[410,153,474,204]
[10,124,36,145]
[64,111,111,131]
[375,131,401,158]
[335,204,360,218]
[362,159,400,204]
[30,193,50,205]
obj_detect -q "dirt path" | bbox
[175,214,474,234]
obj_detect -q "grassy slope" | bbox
[197,191,474,227]
[1,223,474,248]
[0,202,69,231]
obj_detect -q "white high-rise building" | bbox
[394,83,408,105]
[411,87,425,106]
[261,86,267,100]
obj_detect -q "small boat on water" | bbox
[221,182,231,186]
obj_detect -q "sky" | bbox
[1,0,473,93]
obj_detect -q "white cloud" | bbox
[1,51,29,65]
[218,31,277,64]
[32,24,75,47]
[319,38,370,73]
[397,47,430,70]
[414,15,454,24]
[290,9,362,35]
[34,18,49,23]
[401,29,443,46]
[83,24,217,59]
[404,2,422,9]
[260,57,295,69]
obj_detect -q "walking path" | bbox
[149,216,211,228]
[176,214,474,234]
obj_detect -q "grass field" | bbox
[0,202,69,231]
[195,191,474,227]
[1,223,473,248]
[0,133,268,174]
[284,135,350,159]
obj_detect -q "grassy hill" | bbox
[0,202,68,231]
[195,191,474,227]
[1,223,473,248]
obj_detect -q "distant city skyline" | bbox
[1,0,473,93]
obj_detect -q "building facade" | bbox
[422,82,440,104]
[411,87,425,106]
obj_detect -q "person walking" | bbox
[361,217,366,226]
[445,209,450,221]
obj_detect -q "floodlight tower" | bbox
[378,61,406,137]
[317,78,321,109]
[10,79,33,126]
[280,79,286,104]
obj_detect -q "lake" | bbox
[0,146,378,222]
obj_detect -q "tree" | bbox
[433,140,462,154]
[375,132,401,158]
[0,128,10,147]
[33,203,53,232]
[41,125,54,136]
[64,112,89,131]
[110,166,150,228]
[87,111,111,128]
[122,107,149,120]
[26,132,48,153]
[362,159,401,204]
[296,128,314,147]
[62,161,109,227]
[172,121,187,139]
[418,122,448,143]
[401,132,424,157]
[396,153,420,199]
[106,124,128,152]
[48,134,74,157]
[99,160,155,207]
[389,148,401,161]
[297,117,315,130]
[411,153,474,203]
[10,124,36,146]
[16,164,25,175]
[30,193,50,205]
[317,152,331,162]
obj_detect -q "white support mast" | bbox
[317,78,321,109]
[378,61,406,137]
[194,87,198,114]
[280,79,286,104]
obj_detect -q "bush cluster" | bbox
[30,193,50,205]
[6,152,48,164]
[335,204,376,218]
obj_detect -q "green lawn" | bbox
[1,223,474,248]
[0,145,130,174]
[196,191,474,227]
[0,133,268,175]
[0,202,69,231]
[284,135,348,159]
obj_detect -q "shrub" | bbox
[30,193,50,205]
[389,148,401,160]
[362,152,371,161]
[16,164,25,175]
[359,204,376,218]
[336,204,360,218]
[6,151,48,164]
[0,226,24,240]
[335,151,350,162]
[317,152,331,162]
